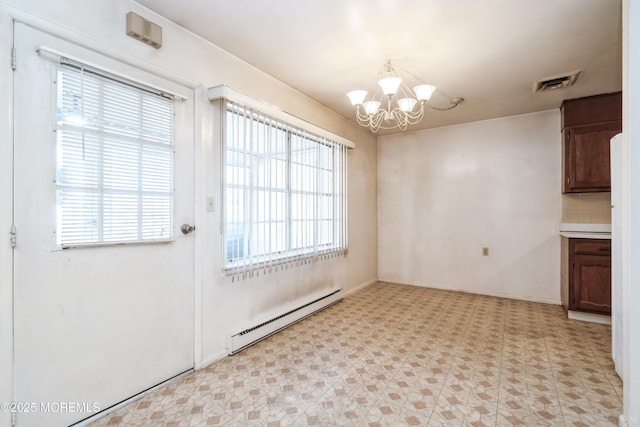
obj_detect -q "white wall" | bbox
[0,0,378,418]
[198,98,378,365]
[378,110,562,303]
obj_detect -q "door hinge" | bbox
[10,225,16,248]
[11,411,16,426]
[11,47,16,71]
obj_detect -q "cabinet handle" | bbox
[597,248,611,252]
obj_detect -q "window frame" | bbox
[52,61,178,250]
[221,99,349,276]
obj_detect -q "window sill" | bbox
[55,238,175,251]
[222,247,347,276]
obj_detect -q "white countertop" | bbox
[559,222,611,239]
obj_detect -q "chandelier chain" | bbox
[428,98,465,111]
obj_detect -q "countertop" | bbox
[559,222,611,239]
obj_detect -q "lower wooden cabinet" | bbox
[566,238,611,314]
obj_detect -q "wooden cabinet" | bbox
[561,92,622,193]
[568,238,611,314]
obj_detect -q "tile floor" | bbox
[90,282,622,426]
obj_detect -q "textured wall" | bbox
[378,110,562,303]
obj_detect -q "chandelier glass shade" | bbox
[347,60,462,133]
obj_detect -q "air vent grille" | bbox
[533,71,581,93]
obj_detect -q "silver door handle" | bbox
[181,224,196,234]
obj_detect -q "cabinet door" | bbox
[564,121,621,192]
[572,254,612,314]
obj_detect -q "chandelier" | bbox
[347,60,464,133]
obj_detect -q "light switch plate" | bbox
[206,197,215,212]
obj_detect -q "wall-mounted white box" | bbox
[126,11,162,49]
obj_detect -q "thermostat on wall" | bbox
[126,11,162,49]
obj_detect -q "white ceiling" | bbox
[135,0,622,135]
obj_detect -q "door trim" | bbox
[0,8,14,427]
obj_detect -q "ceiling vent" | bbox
[532,70,581,93]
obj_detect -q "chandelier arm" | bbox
[370,110,387,133]
[355,108,369,125]
[399,104,425,122]
[358,103,430,132]
[371,109,406,131]
[355,106,375,127]
[355,115,369,128]
[355,106,394,133]
[391,109,409,131]
[392,106,424,126]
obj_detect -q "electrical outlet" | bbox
[482,247,489,256]
[206,197,215,212]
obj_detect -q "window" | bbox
[223,100,348,278]
[55,63,175,248]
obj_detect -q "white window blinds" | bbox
[55,63,175,248]
[223,100,348,280]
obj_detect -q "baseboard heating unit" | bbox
[226,289,342,355]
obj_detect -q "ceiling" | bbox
[135,0,622,135]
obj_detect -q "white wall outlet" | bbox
[206,197,215,212]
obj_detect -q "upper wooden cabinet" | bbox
[561,92,622,193]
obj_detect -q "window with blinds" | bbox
[223,100,348,279]
[55,63,175,248]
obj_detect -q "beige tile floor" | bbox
[90,282,622,426]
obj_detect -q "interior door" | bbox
[611,133,623,378]
[13,23,194,427]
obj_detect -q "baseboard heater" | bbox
[226,289,342,355]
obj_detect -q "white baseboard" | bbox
[200,350,229,370]
[344,278,378,297]
[377,278,562,305]
[568,310,611,325]
[199,279,378,369]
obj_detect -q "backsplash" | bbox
[562,192,611,223]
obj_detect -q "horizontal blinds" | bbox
[223,100,348,280]
[55,63,174,247]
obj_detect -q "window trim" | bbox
[211,86,352,279]
[208,85,355,149]
[51,61,177,249]
[37,46,187,101]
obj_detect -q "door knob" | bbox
[181,224,196,234]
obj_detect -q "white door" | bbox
[13,24,194,427]
[611,132,623,378]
